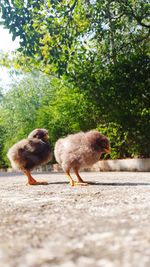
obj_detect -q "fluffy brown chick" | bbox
[54,130,111,186]
[7,129,52,185]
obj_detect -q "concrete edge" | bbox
[90,158,150,172]
[1,158,150,173]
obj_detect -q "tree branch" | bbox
[121,0,150,29]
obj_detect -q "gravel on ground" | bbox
[0,171,150,267]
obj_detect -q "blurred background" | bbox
[0,0,149,168]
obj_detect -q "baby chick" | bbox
[7,129,52,185]
[54,130,110,186]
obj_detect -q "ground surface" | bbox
[0,171,150,267]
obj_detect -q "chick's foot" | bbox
[24,170,48,185]
[27,180,48,186]
[70,181,88,186]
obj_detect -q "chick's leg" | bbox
[66,170,76,186]
[23,170,48,185]
[73,168,88,186]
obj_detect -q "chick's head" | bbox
[86,130,111,154]
[28,129,49,141]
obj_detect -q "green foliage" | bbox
[71,49,150,158]
[0,0,149,74]
[36,82,98,143]
[0,73,98,167]
[0,0,149,167]
[0,73,51,165]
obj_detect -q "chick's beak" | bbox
[104,148,111,154]
[44,134,49,141]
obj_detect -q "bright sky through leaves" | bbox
[0,25,20,87]
[0,25,19,52]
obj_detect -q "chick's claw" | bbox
[70,181,88,186]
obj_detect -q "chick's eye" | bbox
[35,131,44,139]
[101,139,108,149]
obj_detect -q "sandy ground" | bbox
[0,171,150,267]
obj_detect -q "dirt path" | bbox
[0,172,150,267]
